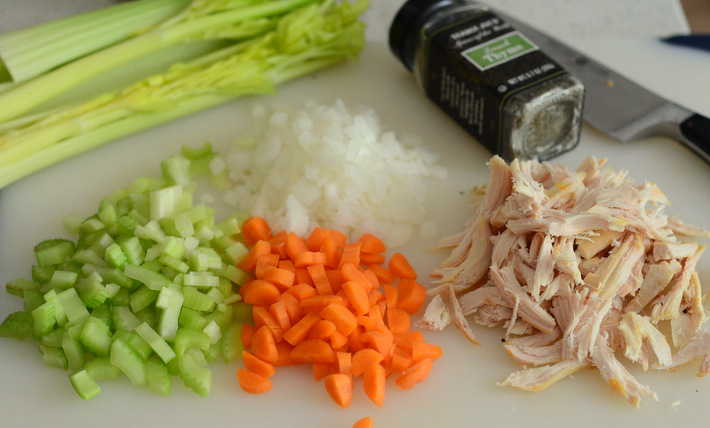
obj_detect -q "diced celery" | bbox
[81,264,133,288]
[56,287,90,323]
[48,270,79,290]
[202,321,221,345]
[202,342,220,363]
[63,213,85,235]
[173,328,210,358]
[161,155,192,186]
[104,243,127,268]
[79,316,112,356]
[214,264,249,286]
[178,307,208,331]
[40,328,64,347]
[112,306,141,331]
[145,355,171,396]
[69,369,101,400]
[0,311,33,341]
[40,344,67,370]
[31,300,56,337]
[98,204,117,229]
[178,348,211,397]
[124,264,170,291]
[115,215,138,236]
[80,218,106,235]
[156,287,183,341]
[129,285,159,313]
[215,217,241,238]
[85,356,121,381]
[111,287,130,307]
[5,277,40,298]
[75,272,110,309]
[117,235,144,265]
[34,239,76,267]
[135,322,176,364]
[134,220,167,244]
[23,289,45,312]
[182,286,215,312]
[72,249,107,267]
[110,338,146,386]
[159,254,189,274]
[89,232,115,257]
[220,322,244,364]
[223,241,249,264]
[90,304,112,328]
[188,247,222,272]
[204,304,233,329]
[62,331,86,371]
[182,272,219,288]
[113,330,152,360]
[31,264,55,285]
[150,185,183,221]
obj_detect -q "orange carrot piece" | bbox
[338,242,362,269]
[325,269,344,293]
[330,330,348,350]
[363,269,380,291]
[237,368,273,394]
[313,362,331,381]
[393,330,425,350]
[242,279,281,306]
[294,251,328,268]
[242,350,276,378]
[263,266,295,289]
[336,351,352,377]
[291,339,336,364]
[396,279,427,315]
[351,348,384,378]
[358,233,386,254]
[352,417,373,428]
[367,304,386,328]
[238,240,272,272]
[324,373,353,409]
[390,344,413,373]
[251,325,279,363]
[308,319,337,341]
[412,341,443,363]
[241,217,272,247]
[362,330,394,356]
[268,230,288,248]
[277,258,296,273]
[282,312,321,346]
[320,236,341,269]
[252,306,283,341]
[295,268,314,286]
[368,264,396,284]
[348,326,367,353]
[268,299,292,333]
[319,302,358,336]
[363,362,386,406]
[395,358,433,390]
[285,232,308,261]
[307,263,334,296]
[273,341,296,367]
[287,283,317,301]
[341,264,370,292]
[305,227,332,252]
[240,323,256,349]
[386,307,411,335]
[329,229,348,249]
[383,284,398,310]
[342,280,371,316]
[254,253,280,279]
[300,294,345,314]
[388,253,417,280]
[359,252,385,266]
[277,292,303,324]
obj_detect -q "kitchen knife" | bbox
[495,10,710,165]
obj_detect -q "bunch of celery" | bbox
[0,0,369,189]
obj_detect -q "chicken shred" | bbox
[424,156,709,406]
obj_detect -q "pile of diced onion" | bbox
[209,99,446,247]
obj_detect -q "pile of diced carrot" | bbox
[234,217,442,410]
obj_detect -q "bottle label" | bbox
[424,10,565,154]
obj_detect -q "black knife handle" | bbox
[680,113,710,165]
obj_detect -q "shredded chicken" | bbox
[423,156,709,407]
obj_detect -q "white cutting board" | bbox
[1,39,710,427]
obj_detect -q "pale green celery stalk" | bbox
[0,0,369,189]
[0,0,191,84]
[0,0,318,123]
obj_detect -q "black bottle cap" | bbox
[389,0,456,71]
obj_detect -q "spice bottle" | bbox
[389,0,585,161]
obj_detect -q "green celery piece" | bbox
[71,249,107,268]
[232,302,253,323]
[188,247,222,272]
[31,265,55,285]
[85,356,122,381]
[40,344,67,370]
[81,264,133,288]
[214,264,249,287]
[134,322,176,364]
[74,272,110,309]
[215,217,241,238]
[110,338,147,386]
[79,316,112,356]
[173,328,210,358]
[159,255,189,274]
[113,330,152,361]
[182,272,219,288]
[156,287,183,341]
[62,331,86,371]
[124,264,170,291]
[204,305,233,329]
[31,299,56,337]
[202,320,221,345]
[56,287,90,323]
[98,204,118,229]
[129,285,159,313]
[104,243,127,268]
[182,286,215,312]
[178,348,211,397]
[40,328,64,347]
[117,236,144,266]
[134,306,157,329]
[223,241,249,265]
[150,184,184,221]
[146,355,171,396]
[48,270,78,290]
[115,215,138,236]
[90,304,113,328]
[111,287,131,307]
[69,369,101,400]
[112,306,141,332]
[220,322,244,364]
[202,341,220,364]
[34,239,76,267]
[0,311,34,341]
[161,155,192,186]
[177,307,208,331]
[5,277,40,298]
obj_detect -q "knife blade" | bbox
[494,10,710,165]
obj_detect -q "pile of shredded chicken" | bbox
[419,156,710,406]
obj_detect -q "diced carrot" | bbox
[251,325,279,363]
[412,341,443,363]
[282,312,321,346]
[307,263,334,296]
[319,302,357,336]
[325,269,344,293]
[348,326,367,353]
[359,252,385,266]
[361,330,394,356]
[328,229,348,248]
[363,269,380,290]
[386,307,411,335]
[390,344,413,372]
[240,323,256,349]
[242,279,281,306]
[241,217,272,247]
[313,362,331,381]
[254,253,280,279]
[342,280,371,316]
[358,233,386,254]
[263,266,295,289]
[363,362,385,407]
[300,294,345,314]
[367,305,386,329]
[285,232,308,261]
[320,236,341,269]
[252,306,284,342]
[242,351,276,378]
[237,368,272,394]
[277,292,303,324]
[383,284,398,310]
[294,251,328,268]
[341,264,371,292]
[368,289,384,309]
[286,283,317,301]
[335,351,352,377]
[238,240,272,272]
[305,227,331,251]
[308,319,337,341]
[295,268,314,286]
[352,417,373,428]
[338,242,362,269]
[330,330,348,350]
[273,341,296,367]
[324,373,353,408]
[396,279,427,315]
[278,258,296,273]
[393,330,425,350]
[268,299,292,333]
[351,348,384,378]
[388,253,417,280]
[268,230,288,249]
[368,264,396,284]
[291,339,336,363]
[395,358,433,390]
